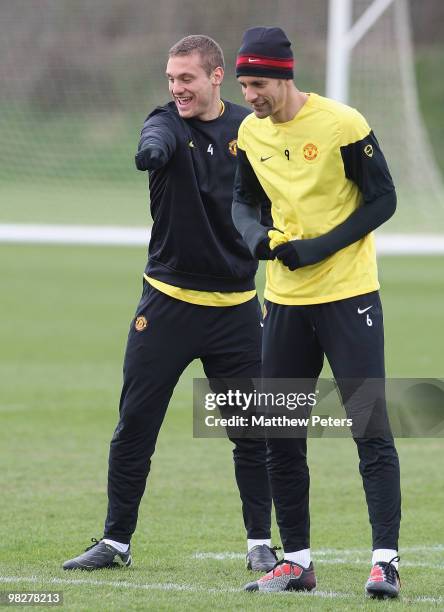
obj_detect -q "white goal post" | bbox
[326,0,396,103]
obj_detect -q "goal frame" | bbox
[326,0,396,102]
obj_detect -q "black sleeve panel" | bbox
[135,115,177,171]
[232,149,271,257]
[341,130,395,202]
[288,189,397,267]
[260,199,273,229]
[234,148,270,207]
[232,200,274,260]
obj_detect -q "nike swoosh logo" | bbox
[357,305,373,314]
[260,155,274,162]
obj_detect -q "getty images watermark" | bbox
[193,378,444,438]
[203,387,352,429]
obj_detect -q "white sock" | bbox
[372,549,398,569]
[284,548,311,568]
[247,538,271,552]
[103,538,129,553]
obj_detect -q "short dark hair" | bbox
[169,35,225,76]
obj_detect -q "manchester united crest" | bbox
[228,139,238,156]
[302,142,319,162]
[135,315,148,331]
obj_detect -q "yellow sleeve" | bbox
[237,119,246,151]
[237,113,256,151]
[340,107,371,147]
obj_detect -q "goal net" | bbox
[345,0,444,234]
[0,0,442,235]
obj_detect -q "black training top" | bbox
[138,100,267,292]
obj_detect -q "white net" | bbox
[0,0,442,231]
[349,0,444,232]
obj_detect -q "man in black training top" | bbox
[62,35,276,572]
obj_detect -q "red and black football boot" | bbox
[244,559,316,592]
[365,556,400,599]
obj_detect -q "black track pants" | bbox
[262,291,401,552]
[104,282,272,543]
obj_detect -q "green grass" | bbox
[0,183,148,226]
[0,246,443,610]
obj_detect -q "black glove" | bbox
[255,236,275,260]
[272,241,301,270]
[135,147,165,171]
[273,239,325,270]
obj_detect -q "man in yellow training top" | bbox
[232,26,401,598]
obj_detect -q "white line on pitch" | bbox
[193,555,444,570]
[0,576,442,604]
[318,559,444,569]
[314,545,444,555]
[1,224,444,254]
[0,224,151,246]
[0,575,197,592]
[193,545,444,560]
[194,552,244,560]
[0,576,345,598]
[192,548,444,570]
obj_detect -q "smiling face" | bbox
[237,75,287,120]
[166,51,223,121]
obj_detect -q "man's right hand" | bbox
[135,147,165,171]
[255,236,275,260]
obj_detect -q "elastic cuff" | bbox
[103,533,131,545]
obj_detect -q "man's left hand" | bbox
[272,241,301,270]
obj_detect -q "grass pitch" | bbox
[0,245,443,610]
